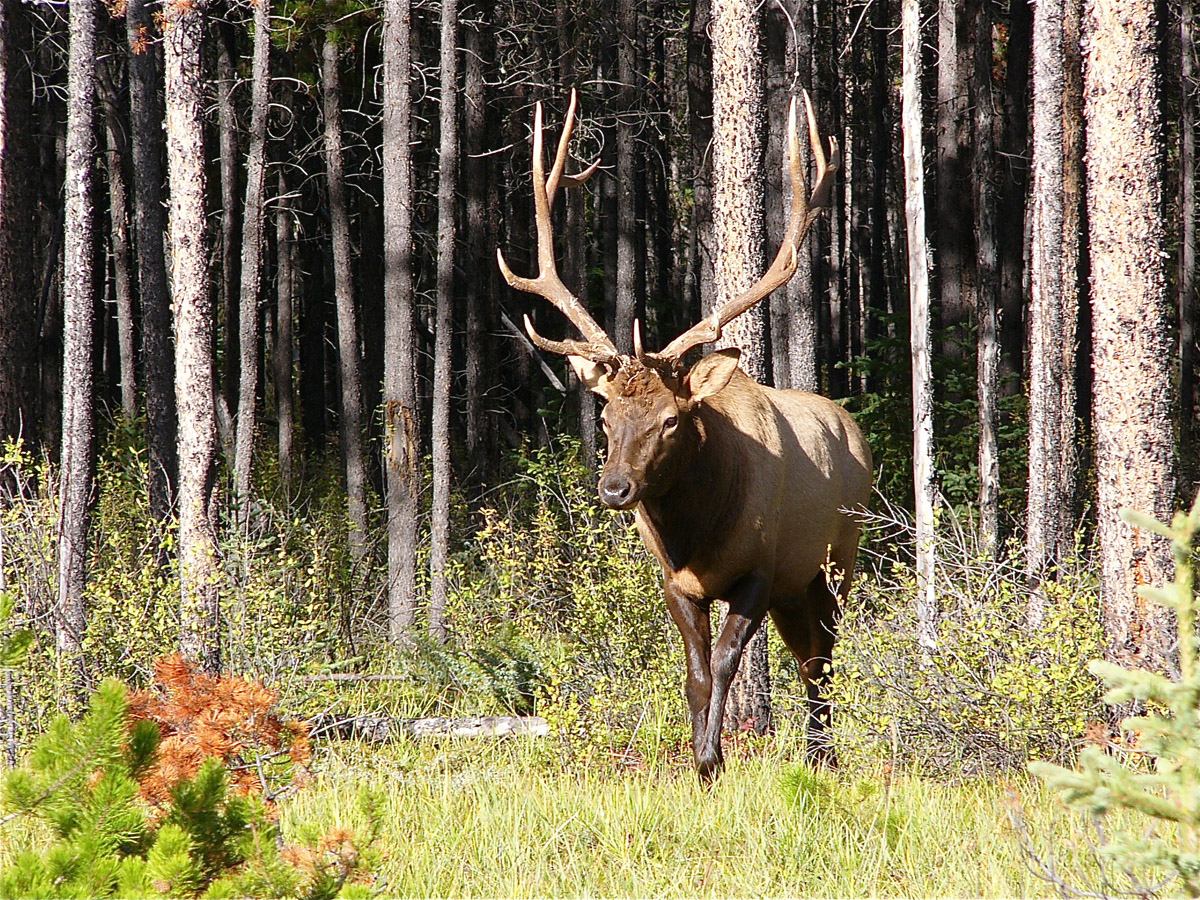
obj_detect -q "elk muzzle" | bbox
[598,470,638,510]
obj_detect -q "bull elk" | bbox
[498,91,872,783]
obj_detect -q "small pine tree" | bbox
[1031,490,1200,896]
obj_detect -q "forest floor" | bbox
[283,727,1139,898]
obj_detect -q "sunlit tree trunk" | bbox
[711,0,771,735]
[58,0,99,681]
[165,0,220,674]
[232,0,271,521]
[1085,0,1177,674]
[902,0,937,652]
[430,0,459,641]
[274,171,294,496]
[383,0,420,644]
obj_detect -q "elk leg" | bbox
[697,569,771,784]
[664,581,713,768]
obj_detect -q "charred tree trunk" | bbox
[99,73,137,420]
[687,0,715,321]
[232,0,271,520]
[165,0,220,675]
[128,0,177,524]
[430,0,459,641]
[1085,0,1177,675]
[322,34,369,564]
[383,0,420,643]
[614,0,638,355]
[58,0,99,682]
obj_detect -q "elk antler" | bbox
[496,91,618,364]
[652,91,839,366]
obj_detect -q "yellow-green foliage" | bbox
[835,509,1104,771]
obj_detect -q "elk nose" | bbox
[599,473,634,509]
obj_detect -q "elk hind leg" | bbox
[770,580,839,767]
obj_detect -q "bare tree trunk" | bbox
[383,0,420,644]
[322,34,369,564]
[1182,0,1198,495]
[1085,0,1177,675]
[902,0,937,653]
[935,0,972,357]
[687,0,715,322]
[165,0,220,675]
[58,0,99,683]
[217,28,240,429]
[274,171,294,495]
[785,0,817,392]
[0,0,38,446]
[99,74,136,420]
[430,0,459,642]
[711,0,771,735]
[232,0,271,520]
[1026,0,1067,612]
[614,0,638,354]
[974,0,1000,557]
[128,0,177,524]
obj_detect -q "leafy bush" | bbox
[833,499,1104,772]
[1030,491,1200,896]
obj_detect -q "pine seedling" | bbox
[1030,490,1200,895]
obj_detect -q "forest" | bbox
[1,0,1200,896]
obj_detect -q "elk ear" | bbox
[569,355,619,399]
[685,348,741,403]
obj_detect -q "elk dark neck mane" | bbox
[638,402,747,574]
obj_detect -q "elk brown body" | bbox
[499,90,872,782]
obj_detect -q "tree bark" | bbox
[232,0,272,520]
[322,34,369,564]
[1084,0,1177,674]
[383,0,420,644]
[430,0,459,642]
[902,0,937,653]
[216,26,240,426]
[711,0,771,735]
[614,0,638,354]
[58,0,99,681]
[165,0,220,675]
[0,0,38,447]
[99,73,136,420]
[128,0,177,524]
[687,0,715,322]
[274,171,295,496]
[974,1,1000,557]
[1182,0,1198,495]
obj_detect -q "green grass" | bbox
[280,728,1134,898]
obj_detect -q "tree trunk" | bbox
[430,0,459,642]
[999,0,1032,389]
[1182,0,1197,495]
[322,34,369,564]
[99,73,137,420]
[711,0,771,736]
[974,1,1000,557]
[216,26,240,426]
[232,0,272,520]
[1084,0,1177,674]
[383,0,420,644]
[274,171,294,495]
[128,0,177,524]
[58,0,99,682]
[687,0,715,322]
[614,0,638,354]
[0,0,38,447]
[902,0,937,653]
[165,0,220,675]
[1026,0,1067,609]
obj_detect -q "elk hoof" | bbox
[806,741,839,769]
[696,748,725,786]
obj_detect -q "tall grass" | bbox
[282,731,1126,898]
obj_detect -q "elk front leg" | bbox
[664,580,712,771]
[697,569,771,784]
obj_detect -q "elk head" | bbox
[497,90,838,510]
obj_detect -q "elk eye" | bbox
[662,415,678,432]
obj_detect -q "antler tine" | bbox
[497,94,619,363]
[656,90,839,363]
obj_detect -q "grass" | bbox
[280,725,1136,898]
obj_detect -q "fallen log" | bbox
[310,712,549,743]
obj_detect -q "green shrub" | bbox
[834,501,1104,772]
